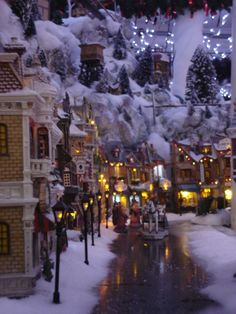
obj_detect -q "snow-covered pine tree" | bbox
[31,0,41,21]
[185,45,219,105]
[113,29,127,60]
[38,49,48,67]
[133,45,153,87]
[49,49,66,81]
[11,0,36,37]
[79,62,103,87]
[205,105,212,119]
[118,65,132,97]
[96,69,109,93]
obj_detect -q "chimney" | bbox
[4,37,26,76]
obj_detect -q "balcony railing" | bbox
[31,159,51,178]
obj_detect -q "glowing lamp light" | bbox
[52,200,68,225]
[225,189,232,201]
[89,193,94,206]
[82,196,89,212]
[105,190,110,199]
[96,190,102,201]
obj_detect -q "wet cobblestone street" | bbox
[91,222,220,314]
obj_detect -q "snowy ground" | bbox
[1,211,236,314]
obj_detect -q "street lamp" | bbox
[96,190,102,237]
[105,190,110,229]
[89,192,95,246]
[66,205,76,230]
[81,194,89,265]
[52,200,68,304]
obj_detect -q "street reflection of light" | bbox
[116,272,121,287]
[100,279,109,300]
[133,263,138,279]
[160,260,164,274]
[181,235,190,257]
[165,246,169,259]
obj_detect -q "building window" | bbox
[0,124,8,155]
[0,222,10,255]
[180,169,192,178]
[179,153,185,162]
[200,146,211,154]
[37,127,49,158]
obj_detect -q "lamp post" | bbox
[96,190,102,237]
[52,200,68,304]
[67,205,76,230]
[105,190,110,229]
[81,194,89,265]
[89,192,95,246]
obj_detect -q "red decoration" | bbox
[204,0,209,16]
[165,6,172,18]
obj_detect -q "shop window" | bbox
[130,168,140,182]
[0,222,10,255]
[0,124,8,155]
[37,127,49,158]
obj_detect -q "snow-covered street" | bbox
[1,212,236,314]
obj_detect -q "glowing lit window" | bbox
[0,124,8,155]
[0,223,10,255]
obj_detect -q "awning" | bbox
[178,184,200,192]
[34,210,55,233]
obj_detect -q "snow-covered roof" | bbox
[70,124,87,137]
[57,108,69,119]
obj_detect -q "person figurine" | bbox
[143,198,158,233]
[114,202,128,233]
[130,200,141,227]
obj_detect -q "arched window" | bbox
[37,127,49,159]
[0,222,10,255]
[0,124,8,155]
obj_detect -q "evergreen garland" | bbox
[118,0,232,18]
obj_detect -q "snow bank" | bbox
[1,227,117,314]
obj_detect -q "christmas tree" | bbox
[185,45,219,105]
[118,65,132,97]
[113,29,127,60]
[133,46,153,87]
